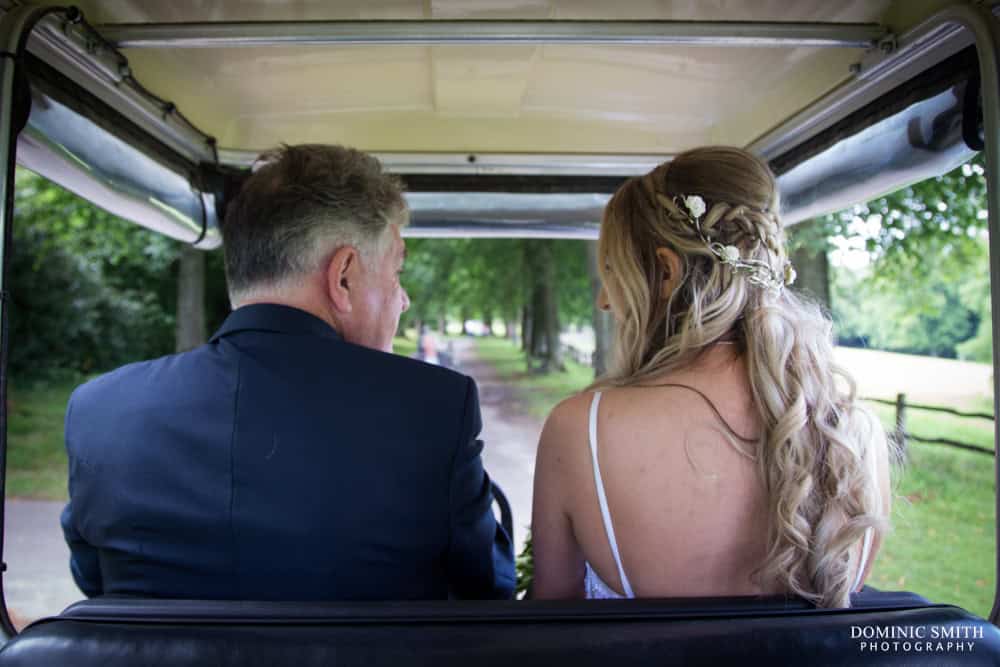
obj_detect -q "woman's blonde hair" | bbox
[593,145,887,608]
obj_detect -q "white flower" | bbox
[683,195,706,219]
[720,245,740,263]
[784,263,797,285]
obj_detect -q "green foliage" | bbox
[800,155,987,268]
[10,169,223,378]
[955,263,993,363]
[403,238,527,328]
[868,435,995,618]
[402,238,592,346]
[831,259,980,358]
[473,337,593,418]
[392,335,417,359]
[11,225,170,374]
[14,170,179,285]
[7,375,79,499]
[553,241,593,326]
[810,155,991,359]
[515,531,533,598]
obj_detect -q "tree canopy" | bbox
[11,168,229,378]
[793,154,991,361]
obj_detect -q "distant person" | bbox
[415,327,454,368]
[531,146,891,607]
[61,144,514,601]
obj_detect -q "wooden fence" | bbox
[546,352,996,458]
[863,394,995,457]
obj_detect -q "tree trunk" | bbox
[539,241,564,372]
[787,220,831,310]
[530,280,546,359]
[175,244,206,352]
[586,241,612,377]
[521,304,530,352]
[521,240,564,372]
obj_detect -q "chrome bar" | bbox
[98,20,885,49]
[404,192,608,238]
[404,223,598,240]
[17,87,222,249]
[777,87,973,226]
[749,13,972,160]
[23,12,216,165]
[219,148,670,176]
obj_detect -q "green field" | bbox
[473,338,997,618]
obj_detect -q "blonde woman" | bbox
[530,146,891,607]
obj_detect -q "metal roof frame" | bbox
[96,19,886,49]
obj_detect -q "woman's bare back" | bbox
[532,345,774,598]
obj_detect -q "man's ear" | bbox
[655,246,682,300]
[326,245,359,313]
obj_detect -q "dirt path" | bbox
[449,338,544,556]
[3,498,82,629]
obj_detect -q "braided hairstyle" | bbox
[591,146,888,608]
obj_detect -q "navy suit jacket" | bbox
[61,304,515,600]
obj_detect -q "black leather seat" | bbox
[1,590,997,666]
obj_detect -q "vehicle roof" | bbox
[3,0,985,245]
[19,0,951,155]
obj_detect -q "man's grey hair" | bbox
[220,144,408,304]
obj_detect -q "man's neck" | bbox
[236,293,340,333]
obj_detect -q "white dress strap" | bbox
[588,391,635,598]
[852,447,882,592]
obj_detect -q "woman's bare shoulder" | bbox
[541,391,597,444]
[534,391,599,494]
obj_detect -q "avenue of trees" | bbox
[400,237,604,373]
[7,153,992,381]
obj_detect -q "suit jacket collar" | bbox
[210,304,343,343]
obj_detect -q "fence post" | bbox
[894,392,908,462]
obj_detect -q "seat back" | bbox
[1,592,997,666]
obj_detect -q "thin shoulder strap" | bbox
[588,391,635,598]
[853,448,881,592]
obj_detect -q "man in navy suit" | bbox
[60,144,515,600]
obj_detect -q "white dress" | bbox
[582,391,875,600]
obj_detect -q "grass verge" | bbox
[8,376,79,500]
[472,337,593,419]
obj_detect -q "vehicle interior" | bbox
[1,0,1000,664]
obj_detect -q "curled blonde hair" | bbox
[593,146,887,608]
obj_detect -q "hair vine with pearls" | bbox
[655,192,796,292]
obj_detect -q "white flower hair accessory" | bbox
[683,195,707,219]
[784,263,797,286]
[674,193,793,292]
